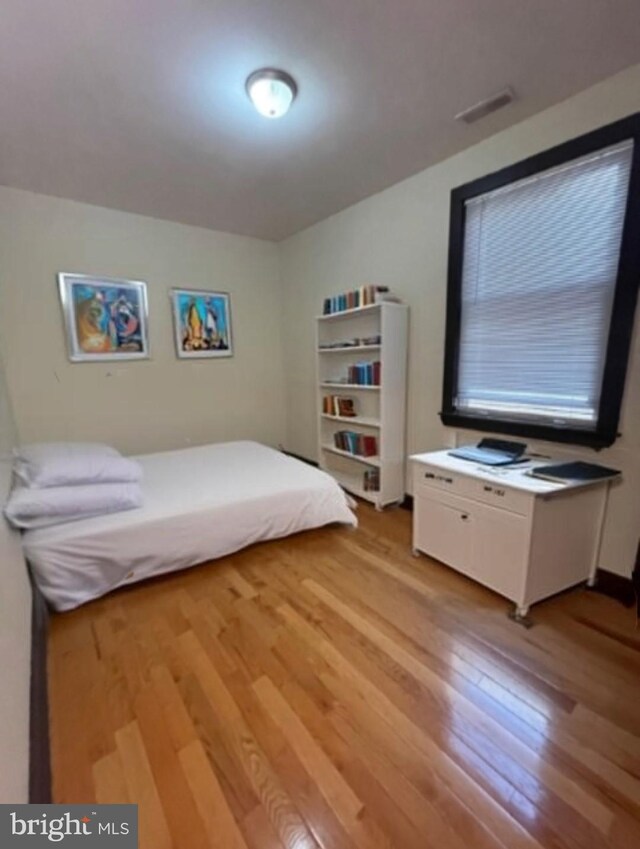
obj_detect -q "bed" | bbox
[23,441,357,611]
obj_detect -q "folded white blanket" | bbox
[4,481,143,529]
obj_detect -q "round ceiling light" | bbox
[246,69,297,119]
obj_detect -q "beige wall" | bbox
[0,55,636,810]
[0,188,286,455]
[0,67,638,583]
[280,63,640,578]
[0,169,285,805]
[0,349,31,802]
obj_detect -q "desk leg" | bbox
[588,483,610,587]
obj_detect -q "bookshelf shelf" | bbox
[321,444,381,467]
[318,344,381,354]
[316,303,381,322]
[320,414,380,427]
[320,383,380,391]
[316,301,408,509]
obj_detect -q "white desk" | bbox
[410,450,616,620]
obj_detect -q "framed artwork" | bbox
[58,273,149,362]
[171,288,233,358]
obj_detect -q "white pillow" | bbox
[4,481,143,529]
[13,442,142,488]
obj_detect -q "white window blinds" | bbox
[456,139,634,428]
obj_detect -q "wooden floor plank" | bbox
[133,685,210,849]
[290,579,616,849]
[252,675,364,830]
[176,629,320,849]
[48,503,640,849]
[303,576,615,835]
[114,720,173,849]
[179,739,250,849]
[93,750,130,804]
[225,666,365,849]
[279,599,552,849]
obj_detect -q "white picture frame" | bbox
[58,273,149,362]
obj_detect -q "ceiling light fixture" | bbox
[246,68,297,119]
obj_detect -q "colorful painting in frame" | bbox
[58,273,149,362]
[171,289,233,358]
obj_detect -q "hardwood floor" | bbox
[48,503,640,849]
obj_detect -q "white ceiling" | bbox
[1,1,640,241]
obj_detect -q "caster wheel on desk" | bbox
[508,605,533,628]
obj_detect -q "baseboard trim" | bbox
[633,540,640,618]
[400,494,413,511]
[588,567,636,609]
[281,449,319,468]
[29,576,51,803]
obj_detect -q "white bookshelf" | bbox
[316,302,409,509]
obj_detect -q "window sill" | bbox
[439,410,616,450]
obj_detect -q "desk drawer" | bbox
[414,463,461,495]
[413,463,532,517]
[413,490,529,602]
[469,480,532,516]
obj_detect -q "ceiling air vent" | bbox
[455,87,515,124]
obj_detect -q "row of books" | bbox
[322,395,357,417]
[347,361,381,386]
[318,334,381,349]
[363,469,380,492]
[322,286,390,315]
[334,431,378,457]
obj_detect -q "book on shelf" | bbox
[363,468,380,492]
[346,361,381,386]
[322,395,357,417]
[323,286,398,315]
[333,431,378,457]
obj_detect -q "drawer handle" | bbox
[460,514,469,521]
[424,472,453,484]
[483,485,493,492]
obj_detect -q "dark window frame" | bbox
[441,112,640,449]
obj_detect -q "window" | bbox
[442,114,640,448]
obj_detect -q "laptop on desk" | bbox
[449,438,528,466]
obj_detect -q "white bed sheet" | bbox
[22,441,357,611]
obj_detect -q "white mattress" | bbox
[23,441,357,611]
